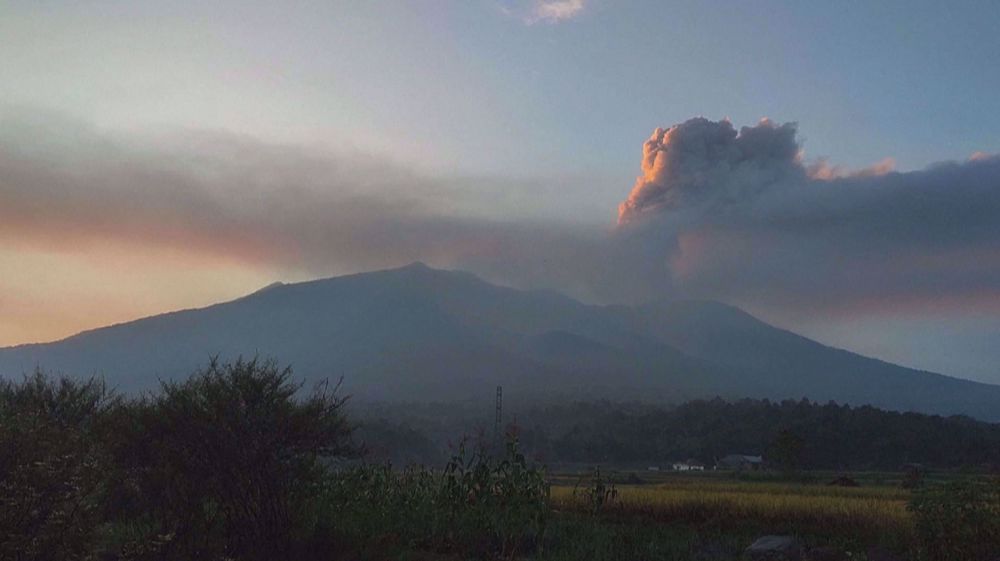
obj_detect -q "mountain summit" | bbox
[2,263,998,419]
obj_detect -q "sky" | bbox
[2,0,999,383]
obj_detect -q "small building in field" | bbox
[671,459,705,471]
[716,454,764,471]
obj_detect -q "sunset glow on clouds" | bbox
[806,157,896,180]
[5,110,1000,352]
[2,1,1000,382]
[0,247,277,346]
[618,118,801,225]
[0,110,606,345]
[615,117,1000,323]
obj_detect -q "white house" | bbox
[671,459,705,471]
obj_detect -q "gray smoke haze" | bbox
[618,117,1000,316]
[618,118,804,224]
[3,110,1000,318]
[0,109,622,301]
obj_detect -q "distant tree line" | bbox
[537,398,1000,469]
[364,397,1000,471]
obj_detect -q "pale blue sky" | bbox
[4,1,998,182]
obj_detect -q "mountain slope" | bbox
[618,300,1000,419]
[2,263,999,419]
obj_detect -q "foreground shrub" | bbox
[104,357,356,561]
[909,478,1000,561]
[320,435,549,560]
[0,373,114,561]
[572,467,618,515]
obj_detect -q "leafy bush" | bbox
[0,372,114,561]
[909,478,1000,561]
[103,357,356,560]
[442,437,549,558]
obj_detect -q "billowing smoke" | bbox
[5,110,1000,381]
[615,117,1000,317]
[618,118,802,225]
[4,109,1000,328]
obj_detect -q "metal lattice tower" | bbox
[494,385,503,447]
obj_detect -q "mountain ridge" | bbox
[2,262,998,420]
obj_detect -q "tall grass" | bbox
[315,437,550,560]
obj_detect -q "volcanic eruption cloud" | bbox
[3,109,1000,329]
[614,117,1000,316]
[618,118,803,225]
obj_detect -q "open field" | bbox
[549,472,916,555]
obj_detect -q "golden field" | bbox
[550,475,914,544]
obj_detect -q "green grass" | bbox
[538,515,755,561]
[319,467,943,559]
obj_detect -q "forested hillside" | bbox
[362,398,1000,470]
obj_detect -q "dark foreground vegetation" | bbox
[3,359,1000,560]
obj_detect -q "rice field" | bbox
[550,475,915,546]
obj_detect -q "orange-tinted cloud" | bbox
[807,157,896,180]
[0,111,613,344]
[5,111,1000,347]
[0,246,278,346]
[0,112,593,276]
[616,118,1000,318]
[618,118,802,225]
